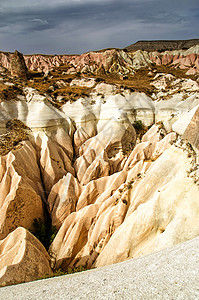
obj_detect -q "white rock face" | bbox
[172,104,199,135]
[0,89,72,134]
[70,78,96,88]
[62,92,156,128]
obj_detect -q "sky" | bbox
[0,0,199,55]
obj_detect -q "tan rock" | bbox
[0,143,44,239]
[95,146,199,267]
[49,128,180,270]
[48,173,81,228]
[73,113,97,155]
[74,117,136,184]
[50,204,100,270]
[78,153,110,185]
[0,227,52,287]
[77,170,128,210]
[49,170,128,269]
[0,141,44,199]
[37,132,75,194]
[0,175,44,240]
[53,127,74,161]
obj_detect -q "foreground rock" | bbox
[0,227,52,287]
[1,236,199,299]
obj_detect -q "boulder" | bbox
[0,227,52,287]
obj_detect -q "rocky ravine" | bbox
[0,45,198,287]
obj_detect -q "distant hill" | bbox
[125,39,199,52]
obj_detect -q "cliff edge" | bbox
[125,39,199,52]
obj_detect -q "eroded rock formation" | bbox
[0,227,52,287]
[24,46,199,75]
[0,41,199,76]
[0,43,198,286]
[10,50,28,79]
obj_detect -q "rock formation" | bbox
[10,50,28,79]
[0,140,45,239]
[0,227,52,287]
[23,46,199,75]
[0,40,199,76]
[0,41,198,286]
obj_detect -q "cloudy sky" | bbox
[0,0,198,55]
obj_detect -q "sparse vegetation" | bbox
[133,120,144,131]
[38,266,87,280]
[154,65,196,81]
[52,86,92,103]
[21,58,198,108]
[126,183,132,190]
[0,83,23,102]
[95,77,104,83]
[133,120,147,140]
[0,119,30,156]
[26,68,92,106]
[31,218,57,251]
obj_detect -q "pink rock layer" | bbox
[0,47,199,76]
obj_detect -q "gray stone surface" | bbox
[1,237,199,300]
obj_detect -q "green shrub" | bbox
[95,77,103,83]
[133,120,144,131]
[31,218,57,250]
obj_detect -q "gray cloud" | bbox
[0,0,198,54]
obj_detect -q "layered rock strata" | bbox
[24,46,199,75]
[0,43,199,76]
[125,39,199,51]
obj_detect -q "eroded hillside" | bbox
[0,45,198,286]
